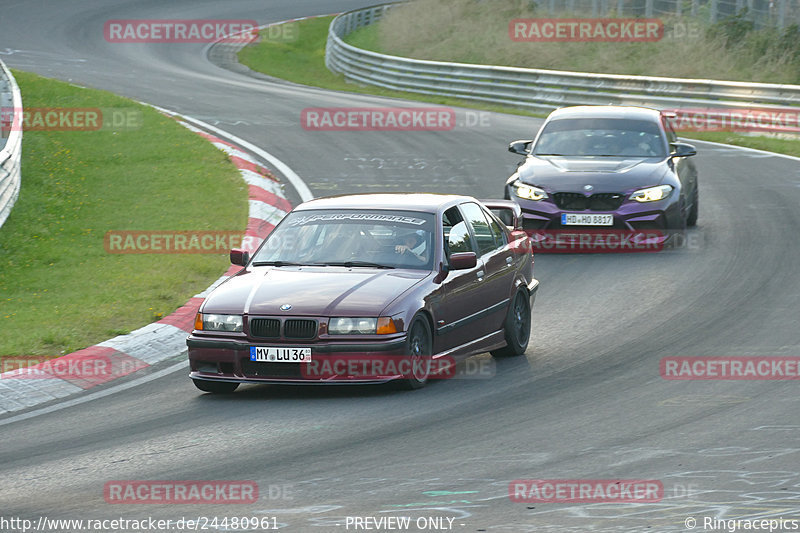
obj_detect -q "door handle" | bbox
[477,270,485,281]
[505,256,513,266]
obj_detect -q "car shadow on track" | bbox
[189,353,537,402]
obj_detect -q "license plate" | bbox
[249,346,311,363]
[561,213,613,226]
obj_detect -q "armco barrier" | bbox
[325,3,800,115]
[0,59,22,229]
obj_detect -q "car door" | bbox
[459,202,517,334]
[432,206,491,354]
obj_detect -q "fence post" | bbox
[778,0,786,28]
[617,0,624,16]
[691,0,698,17]
[710,0,718,22]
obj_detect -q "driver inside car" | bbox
[394,231,427,264]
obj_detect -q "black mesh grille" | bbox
[553,192,588,210]
[589,193,625,211]
[284,319,317,339]
[250,318,280,338]
[241,360,303,378]
[553,192,625,211]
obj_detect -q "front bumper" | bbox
[513,196,680,232]
[187,334,411,385]
[509,195,682,252]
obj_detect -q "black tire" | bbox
[491,289,531,358]
[399,315,433,390]
[687,189,699,227]
[192,379,239,394]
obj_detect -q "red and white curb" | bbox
[0,118,294,416]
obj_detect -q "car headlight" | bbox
[194,313,243,332]
[328,317,398,335]
[512,181,548,201]
[630,185,673,202]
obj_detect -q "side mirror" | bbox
[230,248,250,266]
[670,142,696,158]
[449,252,477,270]
[508,140,533,156]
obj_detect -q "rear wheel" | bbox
[491,289,531,357]
[399,315,433,390]
[192,379,239,394]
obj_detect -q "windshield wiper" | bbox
[252,260,310,267]
[312,261,395,269]
[535,153,569,156]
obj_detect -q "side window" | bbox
[483,206,507,247]
[663,117,678,144]
[447,221,475,254]
[443,206,474,255]
[460,202,500,256]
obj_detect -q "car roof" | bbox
[294,193,476,213]
[547,105,663,122]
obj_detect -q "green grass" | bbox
[679,132,800,158]
[0,71,248,357]
[355,0,800,84]
[238,16,799,159]
[237,16,547,118]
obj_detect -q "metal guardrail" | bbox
[326,3,800,116]
[0,58,22,229]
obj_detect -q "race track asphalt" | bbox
[2,1,800,531]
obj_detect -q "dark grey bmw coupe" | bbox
[505,106,698,249]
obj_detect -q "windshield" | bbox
[533,117,667,157]
[252,209,436,270]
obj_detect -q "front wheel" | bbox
[399,315,433,390]
[687,189,699,227]
[192,379,239,394]
[491,289,531,357]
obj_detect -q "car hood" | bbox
[517,156,669,193]
[201,266,428,317]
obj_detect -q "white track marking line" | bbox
[0,361,188,427]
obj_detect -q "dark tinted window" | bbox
[533,117,667,157]
[252,209,435,270]
[663,117,678,143]
[461,202,500,256]
[483,207,507,246]
[443,206,475,255]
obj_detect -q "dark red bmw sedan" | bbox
[187,193,539,393]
